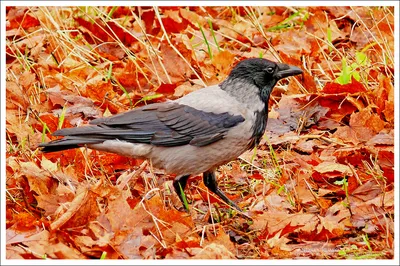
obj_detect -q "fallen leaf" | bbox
[84,75,115,102]
[317,202,350,236]
[192,243,236,259]
[50,186,89,231]
[322,78,367,94]
[20,161,54,195]
[314,161,352,175]
[350,180,383,202]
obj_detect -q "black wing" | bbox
[39,102,245,152]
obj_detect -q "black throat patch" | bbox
[247,108,267,150]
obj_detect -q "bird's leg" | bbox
[172,174,191,210]
[203,170,242,211]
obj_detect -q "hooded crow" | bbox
[39,58,303,211]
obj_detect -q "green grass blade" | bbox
[198,22,212,59]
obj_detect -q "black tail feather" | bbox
[39,143,81,153]
[38,137,103,153]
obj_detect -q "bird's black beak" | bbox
[275,63,303,80]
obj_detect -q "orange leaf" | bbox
[84,76,115,102]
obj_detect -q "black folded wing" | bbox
[39,102,245,152]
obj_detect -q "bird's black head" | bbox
[223,58,303,102]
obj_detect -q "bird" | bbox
[39,58,303,212]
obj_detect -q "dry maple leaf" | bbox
[317,202,350,236]
[192,243,236,259]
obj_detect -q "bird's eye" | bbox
[266,67,274,74]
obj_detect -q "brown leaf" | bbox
[47,242,87,259]
[345,95,366,111]
[267,94,328,136]
[173,81,203,98]
[350,180,382,202]
[6,81,30,111]
[19,71,36,88]
[35,183,74,216]
[250,192,294,212]
[192,243,236,259]
[314,161,352,175]
[103,184,152,246]
[20,161,54,195]
[7,229,50,259]
[318,202,350,236]
[251,212,318,236]
[145,195,194,245]
[294,138,317,154]
[6,246,25,259]
[351,108,385,134]
[6,113,33,147]
[272,31,313,57]
[366,130,394,146]
[333,107,386,144]
[267,234,292,253]
[160,41,193,83]
[205,227,236,254]
[289,241,338,258]
[295,179,317,205]
[50,186,89,231]
[179,8,207,28]
[349,189,394,232]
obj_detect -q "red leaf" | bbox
[322,77,367,94]
[378,150,394,183]
[107,20,137,45]
[7,9,40,30]
[140,8,156,33]
[161,17,189,33]
[75,17,109,43]
[249,172,264,180]
[156,83,177,94]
